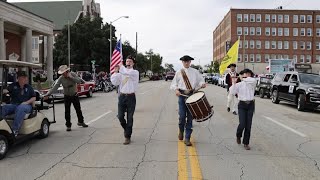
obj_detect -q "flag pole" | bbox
[120,34,122,64]
[237,36,240,71]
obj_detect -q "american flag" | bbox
[110,39,122,74]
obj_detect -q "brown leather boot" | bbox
[178,131,183,141]
[123,138,131,145]
[236,137,241,144]
[244,144,251,150]
[184,139,192,146]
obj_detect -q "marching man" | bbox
[225,63,239,115]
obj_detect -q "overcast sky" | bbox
[9,0,320,70]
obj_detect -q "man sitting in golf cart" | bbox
[1,71,36,136]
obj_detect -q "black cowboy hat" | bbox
[227,63,237,68]
[180,55,194,61]
[17,71,28,77]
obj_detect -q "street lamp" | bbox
[109,16,129,70]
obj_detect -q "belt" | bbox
[239,100,254,104]
[120,93,135,96]
[179,89,193,95]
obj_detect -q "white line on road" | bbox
[87,111,112,125]
[262,116,307,138]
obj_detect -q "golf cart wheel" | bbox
[259,89,265,98]
[87,89,93,98]
[297,94,306,111]
[0,135,8,160]
[39,119,50,139]
[272,90,280,104]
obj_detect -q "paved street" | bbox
[1,80,320,180]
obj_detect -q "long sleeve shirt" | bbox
[111,66,139,94]
[230,77,257,101]
[170,67,205,91]
[46,72,84,96]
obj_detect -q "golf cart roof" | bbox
[0,60,42,68]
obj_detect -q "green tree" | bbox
[164,63,174,72]
[213,61,220,73]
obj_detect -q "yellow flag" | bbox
[219,40,239,75]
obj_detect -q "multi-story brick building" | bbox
[213,8,320,74]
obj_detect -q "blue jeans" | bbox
[178,96,193,139]
[1,104,32,132]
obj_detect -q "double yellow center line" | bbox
[178,138,203,180]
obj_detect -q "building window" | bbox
[244,54,248,62]
[317,28,320,36]
[265,14,270,22]
[293,28,298,36]
[250,14,255,22]
[278,54,283,59]
[300,55,305,63]
[306,55,312,63]
[284,41,289,49]
[271,54,277,59]
[250,27,255,35]
[307,15,312,23]
[265,54,270,63]
[284,55,289,59]
[300,28,305,36]
[244,40,248,49]
[307,28,312,36]
[272,14,277,23]
[244,27,249,35]
[307,41,312,50]
[293,15,299,23]
[278,41,283,49]
[256,54,261,62]
[300,15,306,23]
[237,14,242,22]
[265,41,270,49]
[238,54,242,62]
[316,42,320,50]
[272,28,277,36]
[300,41,305,49]
[244,14,249,22]
[317,15,320,23]
[256,14,261,22]
[265,27,270,36]
[250,40,255,49]
[32,37,39,50]
[284,15,290,23]
[250,54,255,62]
[278,15,283,23]
[293,41,298,50]
[256,27,261,35]
[278,28,283,36]
[284,28,289,36]
[293,55,298,63]
[239,40,242,48]
[316,55,320,63]
[256,40,261,49]
[272,41,276,49]
[237,27,242,35]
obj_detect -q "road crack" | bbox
[297,140,320,172]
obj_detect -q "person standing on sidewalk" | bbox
[226,63,239,115]
[230,69,256,150]
[111,55,139,145]
[44,65,88,131]
[170,55,206,146]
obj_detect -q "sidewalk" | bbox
[139,77,149,83]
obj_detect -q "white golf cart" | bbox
[0,60,56,160]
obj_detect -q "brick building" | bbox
[213,8,320,74]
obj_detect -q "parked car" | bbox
[150,74,161,81]
[255,76,273,98]
[271,72,320,111]
[40,78,95,103]
[205,73,214,83]
[165,72,175,81]
[218,74,226,88]
[212,74,220,85]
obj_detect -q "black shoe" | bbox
[66,127,71,131]
[236,137,241,144]
[184,139,192,146]
[77,122,88,128]
[227,107,230,112]
[178,131,183,141]
[233,111,237,115]
[123,138,131,145]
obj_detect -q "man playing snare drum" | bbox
[170,55,206,146]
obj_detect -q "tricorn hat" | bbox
[126,55,136,62]
[180,55,194,61]
[58,65,70,74]
[227,63,237,68]
[17,71,27,77]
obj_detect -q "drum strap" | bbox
[181,69,192,90]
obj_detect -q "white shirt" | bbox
[230,77,256,101]
[111,66,139,94]
[170,67,205,91]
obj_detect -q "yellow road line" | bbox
[188,138,203,180]
[178,140,188,180]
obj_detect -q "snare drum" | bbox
[185,92,213,122]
